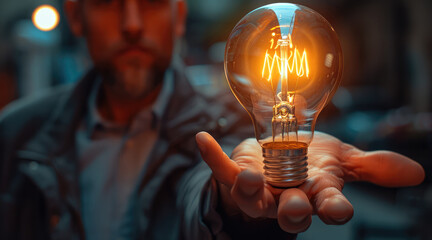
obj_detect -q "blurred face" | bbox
[67,0,186,98]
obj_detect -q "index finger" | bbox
[196,131,241,187]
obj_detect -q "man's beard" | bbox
[98,59,165,99]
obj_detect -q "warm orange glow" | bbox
[32,5,59,31]
[261,34,310,82]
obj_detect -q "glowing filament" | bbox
[261,35,310,81]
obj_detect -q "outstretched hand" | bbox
[195,131,425,233]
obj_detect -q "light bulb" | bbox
[224,3,342,188]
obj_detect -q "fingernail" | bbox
[332,215,350,223]
[324,197,353,224]
[195,132,207,154]
[287,214,308,224]
[285,196,310,223]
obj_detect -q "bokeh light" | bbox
[32,5,59,31]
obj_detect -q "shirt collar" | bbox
[153,68,174,122]
[85,68,174,137]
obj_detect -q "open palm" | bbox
[196,131,425,233]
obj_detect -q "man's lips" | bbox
[116,45,154,57]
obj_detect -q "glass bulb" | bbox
[224,3,342,188]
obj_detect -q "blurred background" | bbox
[0,0,431,239]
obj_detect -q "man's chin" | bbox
[99,65,155,99]
[116,67,156,98]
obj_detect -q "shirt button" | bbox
[218,117,228,128]
[29,161,39,171]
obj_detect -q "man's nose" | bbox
[122,0,143,43]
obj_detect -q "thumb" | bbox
[196,131,241,187]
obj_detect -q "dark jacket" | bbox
[0,67,295,240]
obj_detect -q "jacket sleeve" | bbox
[0,87,73,239]
[175,144,297,240]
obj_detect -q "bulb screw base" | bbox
[262,143,308,188]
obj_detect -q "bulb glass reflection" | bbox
[224,3,342,187]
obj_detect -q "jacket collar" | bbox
[17,68,97,161]
[18,62,210,161]
[16,61,213,187]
